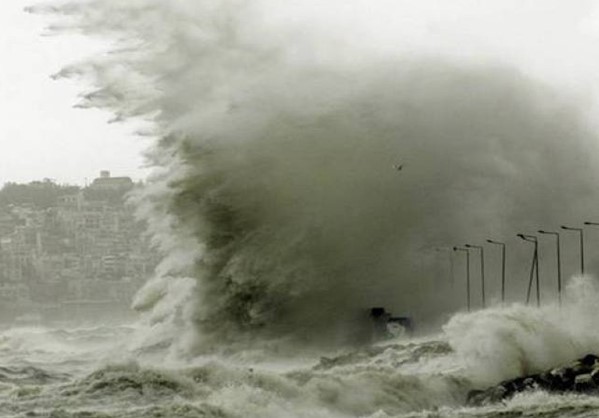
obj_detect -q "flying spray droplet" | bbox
[40,0,599,352]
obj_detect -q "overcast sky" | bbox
[3,0,599,185]
[0,0,149,186]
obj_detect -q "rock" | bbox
[574,374,595,391]
[581,354,599,367]
[467,354,599,405]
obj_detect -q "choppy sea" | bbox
[3,297,599,418]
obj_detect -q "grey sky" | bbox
[0,0,148,185]
[2,0,599,185]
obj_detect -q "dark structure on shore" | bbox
[468,354,599,405]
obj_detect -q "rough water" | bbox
[15,1,599,417]
[30,0,599,350]
[2,276,599,417]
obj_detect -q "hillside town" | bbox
[0,171,159,323]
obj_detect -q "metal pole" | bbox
[481,247,485,308]
[487,240,506,304]
[518,234,539,306]
[449,251,455,288]
[561,226,584,276]
[465,244,485,308]
[526,246,535,305]
[467,250,470,311]
[534,242,540,307]
[538,230,562,306]
[581,229,585,276]
[454,247,470,312]
[502,243,506,304]
[557,233,561,305]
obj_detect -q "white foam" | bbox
[444,275,599,386]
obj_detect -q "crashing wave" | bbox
[34,1,599,355]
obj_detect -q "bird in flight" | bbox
[393,163,404,171]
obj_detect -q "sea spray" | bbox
[34,1,599,353]
[445,275,599,387]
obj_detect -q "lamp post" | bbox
[517,234,540,307]
[561,225,584,276]
[487,239,506,304]
[465,244,485,308]
[538,230,562,306]
[453,246,470,312]
[583,222,599,272]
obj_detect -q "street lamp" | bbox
[487,239,506,304]
[538,230,562,306]
[465,244,485,308]
[561,225,584,275]
[583,222,599,269]
[517,233,540,307]
[453,246,470,312]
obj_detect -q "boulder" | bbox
[467,354,599,405]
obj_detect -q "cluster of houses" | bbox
[0,171,160,323]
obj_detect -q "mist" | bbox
[34,0,599,349]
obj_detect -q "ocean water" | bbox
[18,2,599,416]
[0,329,594,418]
[2,277,599,418]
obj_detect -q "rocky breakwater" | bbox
[468,354,599,405]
